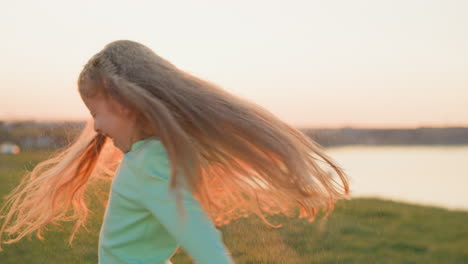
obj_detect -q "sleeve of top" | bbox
[128,150,235,264]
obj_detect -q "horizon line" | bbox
[1,118,467,130]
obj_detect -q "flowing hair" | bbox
[0,40,349,250]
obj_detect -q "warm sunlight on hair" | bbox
[0,40,349,252]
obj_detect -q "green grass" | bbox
[1,150,467,263]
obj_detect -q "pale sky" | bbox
[1,0,467,128]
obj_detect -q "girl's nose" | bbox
[94,124,101,134]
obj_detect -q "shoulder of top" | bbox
[123,140,170,180]
[127,139,167,158]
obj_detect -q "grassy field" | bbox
[0,150,467,263]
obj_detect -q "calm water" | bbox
[326,145,468,211]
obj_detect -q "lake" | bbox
[326,145,468,211]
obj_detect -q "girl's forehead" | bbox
[79,78,104,98]
[83,94,108,110]
[84,93,126,116]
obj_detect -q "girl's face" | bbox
[82,94,139,153]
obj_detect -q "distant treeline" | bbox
[1,120,468,149]
[0,120,85,149]
[304,127,468,147]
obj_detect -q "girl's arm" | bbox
[127,154,235,264]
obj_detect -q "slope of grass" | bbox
[1,150,467,263]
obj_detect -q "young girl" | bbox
[0,40,349,263]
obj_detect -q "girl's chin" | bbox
[112,139,129,153]
[111,139,119,149]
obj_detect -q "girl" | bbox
[0,40,349,263]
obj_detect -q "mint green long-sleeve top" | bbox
[98,137,234,264]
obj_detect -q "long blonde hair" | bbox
[0,40,349,250]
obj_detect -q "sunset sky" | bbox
[1,0,467,128]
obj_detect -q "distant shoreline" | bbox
[303,127,468,147]
[1,120,468,148]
